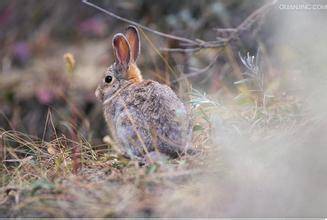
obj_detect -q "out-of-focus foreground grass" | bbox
[1,0,327,217]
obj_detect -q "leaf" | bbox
[193,124,204,132]
[63,53,76,75]
[146,164,157,174]
[265,78,280,95]
[30,179,55,196]
[234,78,253,85]
[234,93,253,105]
[199,108,211,124]
[237,85,252,97]
[47,145,57,155]
[103,135,113,144]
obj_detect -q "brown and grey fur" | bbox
[95,26,192,159]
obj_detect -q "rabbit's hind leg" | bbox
[141,151,169,165]
[115,108,153,159]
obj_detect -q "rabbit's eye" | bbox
[105,75,113,83]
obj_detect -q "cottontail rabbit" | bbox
[95,26,192,159]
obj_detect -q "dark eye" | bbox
[105,75,113,83]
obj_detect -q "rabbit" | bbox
[95,26,193,160]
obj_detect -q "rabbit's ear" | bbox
[112,33,131,68]
[125,26,140,62]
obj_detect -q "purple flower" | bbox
[13,42,30,63]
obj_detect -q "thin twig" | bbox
[215,0,278,39]
[82,0,277,53]
[82,0,198,45]
[82,0,228,52]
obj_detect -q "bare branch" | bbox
[215,0,277,39]
[82,0,199,45]
[160,47,202,53]
[82,0,277,54]
[82,0,230,53]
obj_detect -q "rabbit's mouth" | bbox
[103,95,115,105]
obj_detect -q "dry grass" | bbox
[0,122,206,217]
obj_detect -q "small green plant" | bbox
[235,50,274,110]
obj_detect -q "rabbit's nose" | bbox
[95,88,102,101]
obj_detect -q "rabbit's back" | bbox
[104,80,191,157]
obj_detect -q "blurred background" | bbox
[1,0,327,217]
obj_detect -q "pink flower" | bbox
[36,88,54,105]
